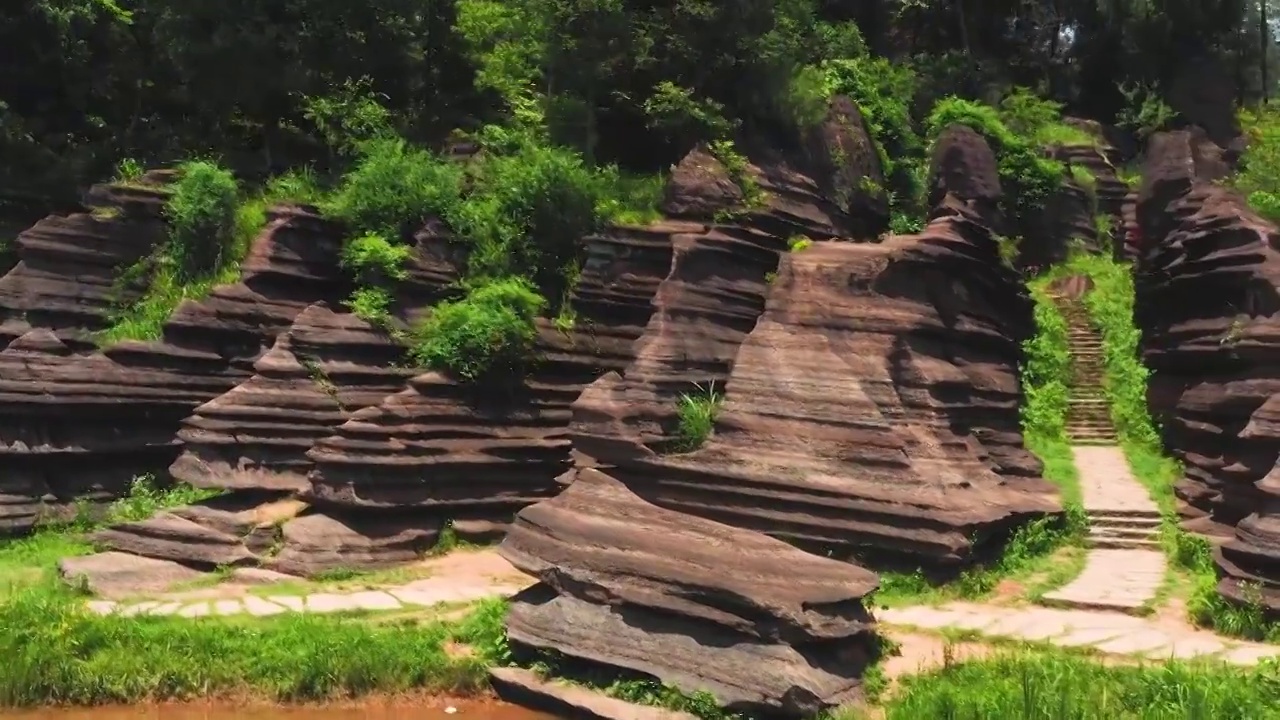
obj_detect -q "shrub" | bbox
[341,232,411,284]
[927,97,1066,234]
[324,138,463,239]
[998,88,1095,147]
[455,134,620,305]
[409,277,546,382]
[165,160,239,279]
[1234,106,1280,224]
[813,57,926,232]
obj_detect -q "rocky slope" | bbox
[1134,129,1280,612]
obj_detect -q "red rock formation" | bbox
[501,469,882,719]
[570,126,1055,571]
[1134,129,1280,611]
[0,180,170,349]
[0,205,348,535]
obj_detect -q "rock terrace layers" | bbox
[0,205,349,536]
[501,469,881,719]
[169,302,413,494]
[571,125,1056,571]
[1134,129,1280,612]
[0,180,169,350]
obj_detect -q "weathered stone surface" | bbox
[0,180,169,350]
[501,469,881,719]
[799,95,889,237]
[490,667,699,720]
[169,303,412,493]
[571,128,1054,571]
[925,125,1003,226]
[0,205,348,536]
[1134,129,1280,612]
[269,512,442,577]
[58,551,208,600]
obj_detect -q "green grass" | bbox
[672,381,724,452]
[878,649,1280,719]
[0,582,502,707]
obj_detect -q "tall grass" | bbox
[882,650,1280,719]
[0,583,499,707]
[672,381,724,452]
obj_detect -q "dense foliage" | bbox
[3,0,1273,204]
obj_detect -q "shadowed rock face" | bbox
[1134,130,1280,612]
[501,469,881,719]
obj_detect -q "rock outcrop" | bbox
[0,205,348,535]
[501,469,882,719]
[1134,129,1280,612]
[0,179,170,350]
[570,126,1056,570]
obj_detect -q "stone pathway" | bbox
[879,602,1280,665]
[1039,295,1167,613]
[84,573,528,618]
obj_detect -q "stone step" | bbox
[1069,397,1109,405]
[1087,536,1162,551]
[1089,526,1161,542]
[1091,510,1164,523]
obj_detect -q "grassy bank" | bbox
[0,476,509,707]
[878,650,1280,719]
[1064,251,1280,640]
[872,268,1087,607]
[0,581,503,707]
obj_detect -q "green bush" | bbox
[324,138,463,239]
[165,160,239,279]
[409,277,545,382]
[457,134,617,303]
[816,57,927,233]
[341,232,411,284]
[1234,106,1280,224]
[997,88,1095,147]
[927,97,1067,233]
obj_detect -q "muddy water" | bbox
[7,701,558,720]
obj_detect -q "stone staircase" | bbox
[1060,300,1116,445]
[1056,296,1163,551]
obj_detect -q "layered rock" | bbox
[0,205,348,535]
[570,125,1056,571]
[501,469,882,718]
[295,138,860,561]
[1133,129,1280,611]
[0,179,170,349]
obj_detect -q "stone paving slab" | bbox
[83,575,524,620]
[879,602,1279,666]
[1072,446,1160,514]
[1041,548,1167,613]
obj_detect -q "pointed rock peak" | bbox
[290,302,339,332]
[252,340,304,376]
[5,328,70,356]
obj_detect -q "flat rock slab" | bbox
[490,667,698,720]
[59,552,208,600]
[1041,548,1167,613]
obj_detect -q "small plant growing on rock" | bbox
[788,236,812,252]
[113,157,144,184]
[674,381,723,451]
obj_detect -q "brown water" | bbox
[7,700,557,720]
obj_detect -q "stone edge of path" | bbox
[879,602,1280,666]
[85,579,529,619]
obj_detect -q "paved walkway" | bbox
[85,575,528,618]
[1041,446,1167,612]
[879,602,1280,665]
